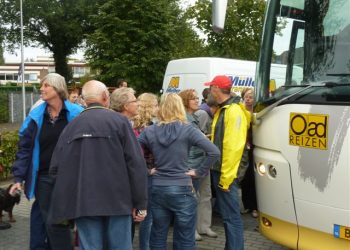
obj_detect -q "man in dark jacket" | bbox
[49,80,148,250]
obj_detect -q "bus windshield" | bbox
[256,0,350,107]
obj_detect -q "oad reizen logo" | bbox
[289,113,328,150]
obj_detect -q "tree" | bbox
[187,0,266,61]
[85,0,203,93]
[0,0,102,81]
[0,18,5,64]
[0,42,4,65]
[171,12,209,59]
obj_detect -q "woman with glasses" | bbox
[179,89,218,241]
[110,87,139,122]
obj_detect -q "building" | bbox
[0,56,90,85]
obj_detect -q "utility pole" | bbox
[20,0,26,121]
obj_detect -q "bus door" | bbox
[255,1,350,249]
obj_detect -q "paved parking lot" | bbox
[0,185,287,250]
[0,122,287,249]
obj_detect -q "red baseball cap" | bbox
[204,75,232,89]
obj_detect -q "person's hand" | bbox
[149,168,157,175]
[132,208,147,222]
[9,182,22,196]
[218,184,230,192]
[219,187,230,192]
[185,169,197,177]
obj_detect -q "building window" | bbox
[48,67,55,73]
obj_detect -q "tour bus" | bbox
[212,0,350,249]
[161,57,300,100]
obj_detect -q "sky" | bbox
[4,46,85,63]
[3,0,197,63]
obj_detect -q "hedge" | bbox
[0,92,9,123]
[0,130,19,179]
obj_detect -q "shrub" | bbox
[0,130,19,179]
[0,92,9,123]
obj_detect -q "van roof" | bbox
[168,57,255,64]
[166,57,256,75]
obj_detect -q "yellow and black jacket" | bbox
[211,96,251,190]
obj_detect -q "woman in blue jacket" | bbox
[10,73,83,250]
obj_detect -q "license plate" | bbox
[334,224,350,240]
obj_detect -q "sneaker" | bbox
[204,228,218,238]
[195,230,202,241]
[0,222,11,230]
[251,210,258,218]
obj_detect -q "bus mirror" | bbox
[212,0,228,33]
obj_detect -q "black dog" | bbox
[0,184,21,223]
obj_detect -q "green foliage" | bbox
[0,130,19,179]
[79,73,95,85]
[0,43,4,65]
[187,0,266,61]
[170,12,210,59]
[0,92,9,123]
[0,0,102,81]
[85,0,204,93]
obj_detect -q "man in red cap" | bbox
[204,75,251,250]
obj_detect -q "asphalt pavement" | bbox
[0,181,287,250]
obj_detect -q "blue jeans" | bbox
[139,185,153,250]
[35,175,72,250]
[150,185,197,250]
[76,215,132,250]
[30,200,51,250]
[212,171,244,250]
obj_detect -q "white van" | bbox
[161,57,256,100]
[161,57,302,100]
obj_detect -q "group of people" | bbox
[9,72,257,250]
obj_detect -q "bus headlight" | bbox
[257,163,266,175]
[268,165,277,178]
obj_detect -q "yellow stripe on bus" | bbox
[259,213,350,250]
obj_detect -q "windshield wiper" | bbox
[280,84,310,88]
[323,82,350,87]
[255,82,350,124]
[255,84,314,123]
[326,73,350,76]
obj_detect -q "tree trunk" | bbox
[52,49,72,82]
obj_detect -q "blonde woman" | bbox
[133,93,159,250]
[138,93,220,250]
[133,93,159,133]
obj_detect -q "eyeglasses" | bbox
[190,97,199,101]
